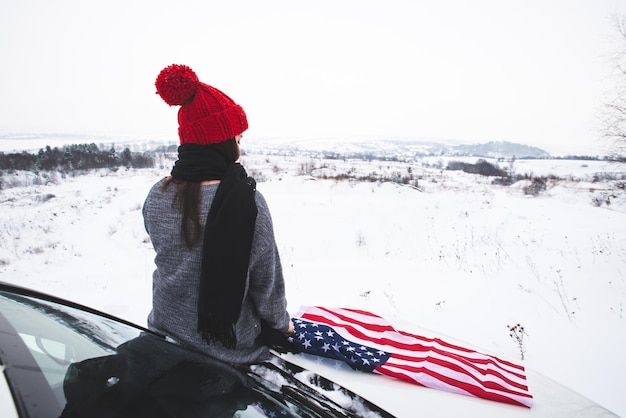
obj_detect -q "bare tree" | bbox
[602,15,626,162]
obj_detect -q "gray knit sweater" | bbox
[142,178,291,364]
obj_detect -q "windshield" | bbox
[0,291,140,386]
[0,290,390,418]
[0,291,283,418]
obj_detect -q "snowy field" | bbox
[0,138,625,416]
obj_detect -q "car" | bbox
[0,282,394,418]
[0,281,619,418]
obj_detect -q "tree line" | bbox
[0,143,155,172]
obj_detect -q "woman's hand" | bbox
[284,319,295,336]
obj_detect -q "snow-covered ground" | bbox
[0,138,624,416]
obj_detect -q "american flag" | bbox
[285,306,533,408]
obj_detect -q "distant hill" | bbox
[246,138,552,160]
[450,141,550,159]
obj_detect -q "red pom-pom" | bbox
[155,64,199,106]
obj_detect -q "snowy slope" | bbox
[0,140,624,416]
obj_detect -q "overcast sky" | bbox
[1,0,625,155]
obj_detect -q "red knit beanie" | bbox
[155,64,248,145]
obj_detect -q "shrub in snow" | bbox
[447,159,507,177]
[508,323,528,360]
[523,177,547,196]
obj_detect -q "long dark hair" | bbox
[163,138,240,248]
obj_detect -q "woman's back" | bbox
[144,178,290,365]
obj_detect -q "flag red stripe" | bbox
[397,329,526,372]
[295,306,533,408]
[312,307,525,371]
[389,351,529,391]
[338,307,389,319]
[306,308,527,377]
[375,364,532,408]
[317,306,396,333]
[387,354,532,397]
[301,312,527,390]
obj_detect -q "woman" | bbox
[143,64,294,365]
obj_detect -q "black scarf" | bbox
[172,144,258,349]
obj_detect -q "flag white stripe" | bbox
[383,349,529,391]
[380,362,533,407]
[310,307,523,361]
[379,362,475,396]
[301,307,527,383]
[333,325,527,386]
[383,356,531,399]
[295,306,533,408]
